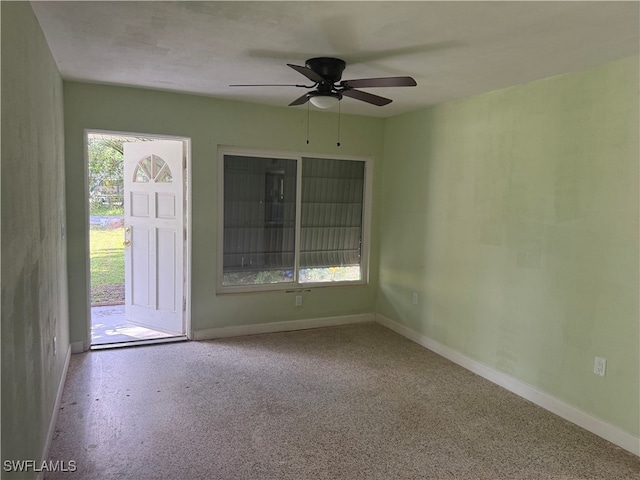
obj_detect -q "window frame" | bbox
[217,146,373,294]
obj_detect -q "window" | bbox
[222,155,297,286]
[134,154,173,183]
[218,149,371,292]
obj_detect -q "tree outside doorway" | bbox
[89,136,126,305]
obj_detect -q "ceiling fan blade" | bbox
[288,93,310,106]
[341,89,392,106]
[229,83,312,87]
[287,64,326,84]
[341,76,417,88]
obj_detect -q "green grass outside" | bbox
[90,225,125,305]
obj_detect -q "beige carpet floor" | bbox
[46,323,639,479]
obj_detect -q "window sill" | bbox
[216,280,369,295]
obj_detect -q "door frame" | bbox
[84,129,192,344]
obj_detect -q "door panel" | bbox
[124,140,184,335]
[131,227,150,306]
[131,192,150,217]
[156,193,176,218]
[157,228,176,311]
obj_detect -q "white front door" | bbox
[123,140,184,335]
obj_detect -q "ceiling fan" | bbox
[231,57,417,109]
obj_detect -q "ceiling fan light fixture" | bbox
[309,93,340,109]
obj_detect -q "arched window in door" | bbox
[134,155,173,183]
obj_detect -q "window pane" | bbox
[299,158,364,283]
[134,156,152,183]
[152,155,165,179]
[222,155,296,286]
[134,165,150,183]
[156,166,173,183]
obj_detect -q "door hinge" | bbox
[183,157,187,169]
[184,229,187,241]
[183,297,186,312]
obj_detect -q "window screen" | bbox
[220,152,367,289]
[222,155,296,286]
[299,158,364,283]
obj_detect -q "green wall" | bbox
[1,2,70,477]
[63,83,384,347]
[378,57,639,437]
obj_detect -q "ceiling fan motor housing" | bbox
[305,57,346,84]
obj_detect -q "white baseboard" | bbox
[194,313,375,340]
[70,341,85,354]
[376,314,640,457]
[38,344,72,480]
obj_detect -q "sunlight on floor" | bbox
[91,305,175,345]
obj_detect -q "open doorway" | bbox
[87,131,190,347]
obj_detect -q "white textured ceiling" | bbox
[31,1,639,118]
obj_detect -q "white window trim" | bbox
[216,145,373,294]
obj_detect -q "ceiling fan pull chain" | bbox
[306,101,310,145]
[336,101,341,147]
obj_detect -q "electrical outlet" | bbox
[594,357,606,377]
[295,295,303,307]
[412,292,418,305]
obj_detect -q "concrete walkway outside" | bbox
[91,304,175,345]
[90,215,124,228]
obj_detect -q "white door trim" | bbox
[84,129,192,348]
